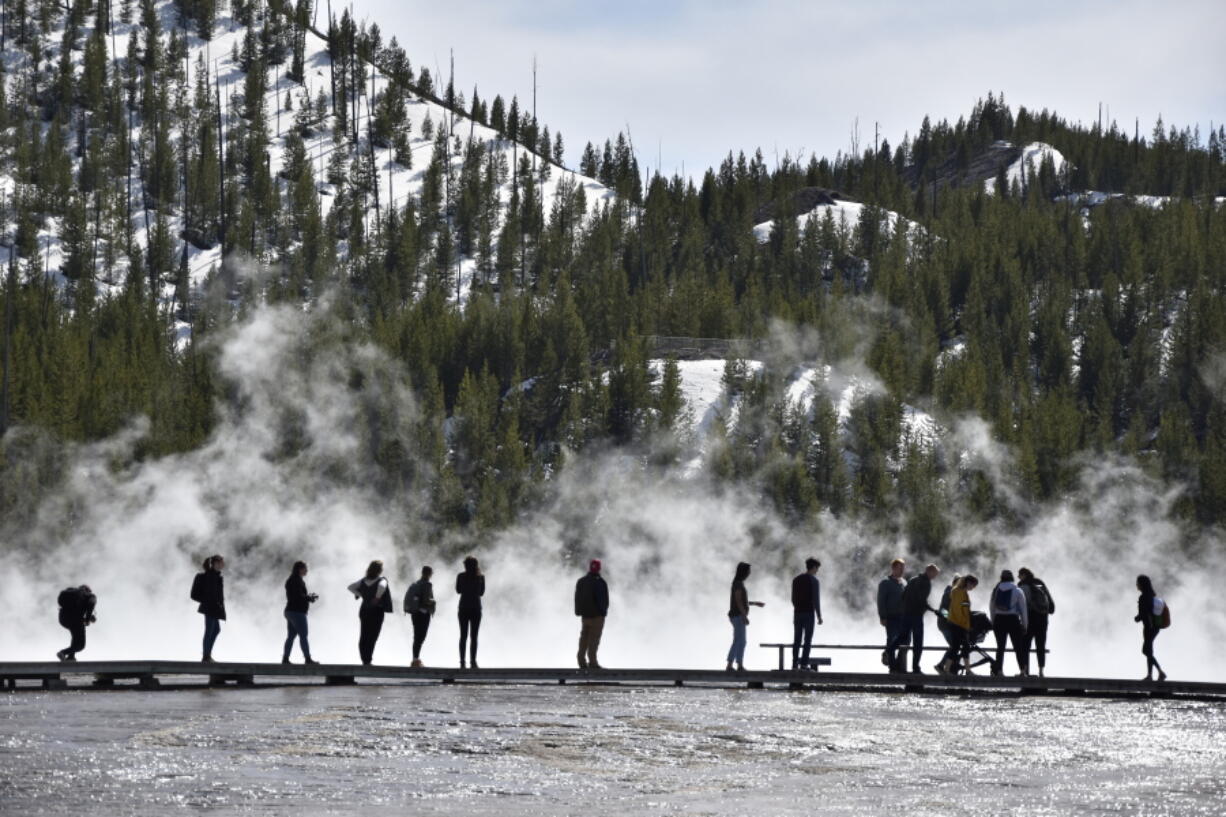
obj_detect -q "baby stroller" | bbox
[951,611,994,675]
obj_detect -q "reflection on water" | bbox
[2,683,1224,815]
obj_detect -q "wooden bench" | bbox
[759,643,834,672]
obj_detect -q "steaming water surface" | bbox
[2,683,1223,815]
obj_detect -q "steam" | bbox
[1,299,1222,681]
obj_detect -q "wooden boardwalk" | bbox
[2,661,1222,701]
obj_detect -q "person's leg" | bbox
[283,612,296,661]
[296,613,312,661]
[725,616,737,666]
[792,613,803,669]
[579,618,591,668]
[959,628,973,674]
[908,615,924,672]
[469,611,481,665]
[66,622,85,659]
[732,615,747,667]
[587,616,605,667]
[992,617,1009,674]
[203,616,221,659]
[1033,615,1048,673]
[368,612,385,663]
[799,611,815,669]
[459,611,470,665]
[411,613,425,660]
[887,617,909,672]
[1011,619,1027,673]
[358,612,372,664]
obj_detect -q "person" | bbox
[939,574,978,674]
[989,569,1029,676]
[404,566,436,668]
[934,574,960,674]
[726,562,765,672]
[790,558,823,670]
[191,555,226,663]
[574,559,610,669]
[901,564,940,674]
[55,585,97,662]
[1017,567,1055,677]
[1135,574,1167,682]
[456,556,484,668]
[283,561,318,665]
[877,558,908,673]
[348,560,392,666]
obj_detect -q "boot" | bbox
[305,658,319,665]
[411,659,423,668]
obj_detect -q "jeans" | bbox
[1142,624,1163,675]
[1023,613,1048,670]
[727,615,748,666]
[993,614,1027,674]
[903,613,926,671]
[202,616,221,658]
[358,609,384,665]
[884,615,909,671]
[792,610,815,668]
[411,612,431,659]
[458,608,482,664]
[578,616,605,667]
[284,611,311,660]
[939,624,962,670]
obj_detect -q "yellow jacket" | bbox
[949,586,971,630]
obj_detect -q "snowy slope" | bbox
[0,1,616,322]
[751,198,915,245]
[983,141,1067,194]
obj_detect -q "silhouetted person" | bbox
[990,569,1029,676]
[1018,567,1054,677]
[405,566,436,668]
[1135,574,1167,682]
[725,562,764,672]
[575,559,610,669]
[56,585,96,662]
[283,561,318,665]
[349,560,392,666]
[939,575,978,674]
[901,564,940,674]
[790,558,823,670]
[456,556,484,668]
[191,555,226,663]
[877,558,907,673]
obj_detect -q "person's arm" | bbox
[456,574,463,594]
[348,580,361,597]
[1017,587,1028,632]
[374,578,387,599]
[813,576,822,624]
[737,585,750,617]
[876,581,887,625]
[1044,585,1055,614]
[477,575,485,597]
[597,578,609,616]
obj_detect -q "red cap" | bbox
[589,559,602,573]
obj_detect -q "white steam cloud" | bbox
[1,301,1222,681]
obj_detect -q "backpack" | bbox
[1026,583,1051,616]
[992,585,1015,613]
[190,572,204,603]
[1155,598,1171,629]
[58,587,80,611]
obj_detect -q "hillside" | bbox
[1,6,1225,563]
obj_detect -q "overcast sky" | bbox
[358,0,1225,179]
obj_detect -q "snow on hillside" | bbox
[653,358,940,475]
[0,1,615,328]
[983,141,1067,194]
[751,198,915,245]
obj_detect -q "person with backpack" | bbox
[348,560,392,666]
[877,558,908,673]
[989,569,1029,676]
[575,559,610,670]
[191,555,226,663]
[1017,567,1054,677]
[56,585,97,661]
[790,557,823,670]
[283,561,318,665]
[456,556,484,669]
[404,566,436,668]
[1134,574,1168,682]
[901,563,940,674]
